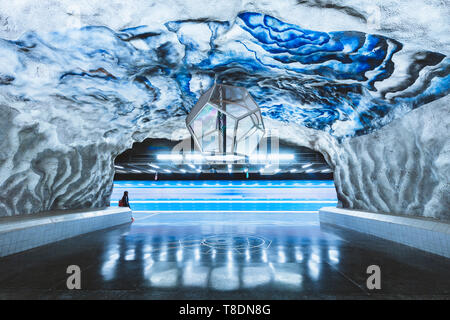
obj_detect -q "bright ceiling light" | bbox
[270,154,294,161]
[274,168,281,174]
[321,168,331,173]
[185,153,204,161]
[148,163,160,169]
[249,153,294,162]
[204,154,245,162]
[180,169,186,173]
[249,154,266,162]
[163,169,172,173]
[115,165,124,169]
[306,168,314,173]
[157,154,183,161]
[196,168,201,173]
[188,163,196,169]
[290,169,297,173]
[302,163,312,168]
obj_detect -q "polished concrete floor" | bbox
[0,211,449,299]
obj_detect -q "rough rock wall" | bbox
[0,96,186,216]
[0,1,448,217]
[333,96,450,221]
[263,95,450,222]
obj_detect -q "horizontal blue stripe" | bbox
[112,202,335,211]
[112,200,337,203]
[113,180,335,188]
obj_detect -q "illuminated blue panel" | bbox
[111,180,337,212]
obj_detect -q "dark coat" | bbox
[121,194,130,208]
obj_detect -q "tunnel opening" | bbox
[113,137,334,181]
[111,137,337,214]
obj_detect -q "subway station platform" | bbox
[0,207,132,257]
[0,210,449,299]
[0,181,448,299]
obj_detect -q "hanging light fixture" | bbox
[186,84,265,163]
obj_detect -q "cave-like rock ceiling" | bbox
[0,1,448,140]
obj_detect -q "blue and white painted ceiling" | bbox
[0,0,448,140]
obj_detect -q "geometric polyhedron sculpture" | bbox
[186,84,265,157]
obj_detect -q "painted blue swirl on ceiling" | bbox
[0,12,448,139]
[237,12,399,89]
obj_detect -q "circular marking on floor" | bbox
[180,233,272,254]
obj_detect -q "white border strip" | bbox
[133,210,319,213]
[115,200,337,204]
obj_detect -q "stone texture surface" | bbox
[265,96,450,222]
[0,1,448,219]
[333,96,450,221]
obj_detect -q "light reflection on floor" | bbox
[85,210,449,298]
[100,180,338,293]
[99,212,334,292]
[0,181,449,299]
